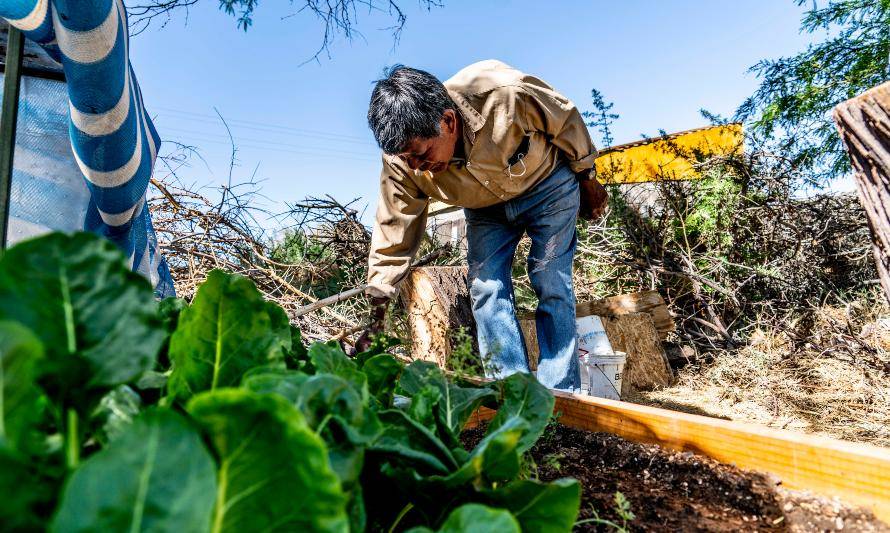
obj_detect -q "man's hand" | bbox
[352,296,389,354]
[578,171,609,220]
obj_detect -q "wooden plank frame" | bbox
[466,391,890,523]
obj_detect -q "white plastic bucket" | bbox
[575,315,625,399]
[579,351,626,400]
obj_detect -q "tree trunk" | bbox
[834,82,890,304]
[399,266,476,368]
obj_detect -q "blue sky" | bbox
[129,1,819,225]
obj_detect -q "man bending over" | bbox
[360,60,607,391]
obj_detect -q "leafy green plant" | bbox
[574,492,636,532]
[0,232,581,532]
[447,326,486,378]
[543,452,565,474]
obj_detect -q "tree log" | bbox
[399,266,476,368]
[834,82,890,304]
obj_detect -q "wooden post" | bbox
[399,266,476,368]
[0,27,24,248]
[834,82,890,303]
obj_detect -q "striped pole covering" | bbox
[0,0,175,296]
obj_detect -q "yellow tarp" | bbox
[428,124,744,213]
[595,124,744,184]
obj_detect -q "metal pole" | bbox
[0,27,24,249]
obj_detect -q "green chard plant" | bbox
[0,232,580,532]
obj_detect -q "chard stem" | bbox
[388,502,414,533]
[315,414,333,436]
[65,408,80,469]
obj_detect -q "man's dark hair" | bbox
[368,65,454,154]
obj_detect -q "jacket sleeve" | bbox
[366,157,430,299]
[518,83,599,175]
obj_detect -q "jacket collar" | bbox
[447,89,485,143]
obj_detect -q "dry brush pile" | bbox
[148,175,374,344]
[536,142,890,446]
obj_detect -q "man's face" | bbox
[397,109,461,174]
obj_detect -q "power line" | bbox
[161,125,380,158]
[155,112,377,147]
[153,105,374,144]
[162,135,379,163]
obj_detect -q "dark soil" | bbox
[462,423,888,532]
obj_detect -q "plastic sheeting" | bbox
[0,71,175,297]
[2,73,90,243]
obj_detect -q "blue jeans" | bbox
[464,164,580,391]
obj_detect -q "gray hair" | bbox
[368,65,455,155]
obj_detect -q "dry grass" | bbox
[639,290,890,446]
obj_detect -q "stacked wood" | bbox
[399,266,475,368]
[833,82,890,304]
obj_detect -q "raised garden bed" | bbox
[464,423,888,532]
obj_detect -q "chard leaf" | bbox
[284,325,308,370]
[91,385,142,446]
[135,370,169,391]
[435,416,527,487]
[187,389,348,533]
[243,370,373,530]
[291,374,382,487]
[240,367,309,402]
[52,408,217,533]
[168,270,289,402]
[0,233,162,394]
[309,342,368,399]
[157,297,188,370]
[399,362,495,440]
[0,321,45,453]
[158,297,188,329]
[266,301,293,356]
[292,374,381,445]
[361,354,403,408]
[0,446,54,532]
[487,373,554,454]
[407,504,521,533]
[482,478,581,533]
[347,483,366,533]
[370,409,458,475]
[406,385,443,432]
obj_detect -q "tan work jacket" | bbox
[367,60,598,299]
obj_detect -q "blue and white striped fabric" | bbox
[0,0,174,297]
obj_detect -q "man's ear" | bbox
[442,109,458,135]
